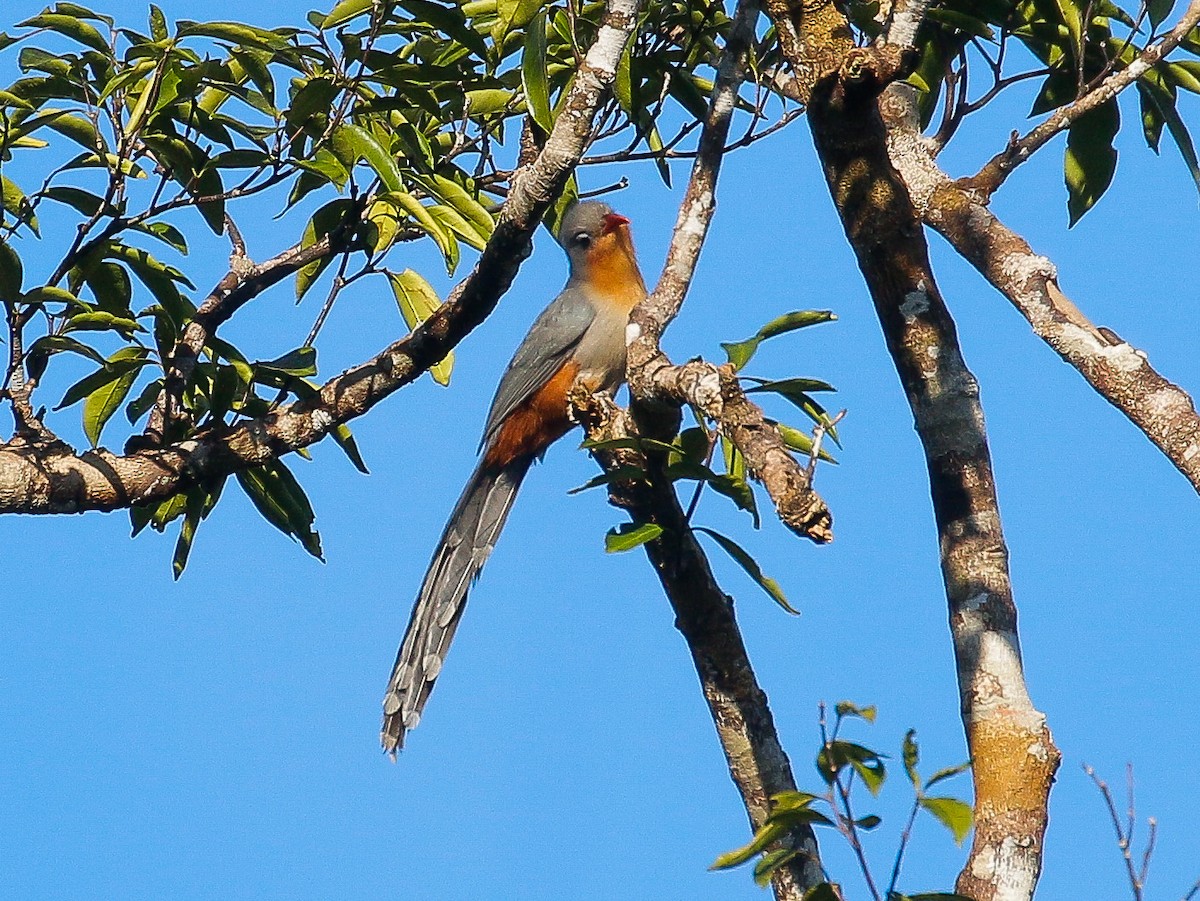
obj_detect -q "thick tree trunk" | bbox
[757,2,1062,897]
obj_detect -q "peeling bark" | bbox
[882,89,1200,493]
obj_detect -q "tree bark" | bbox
[572,394,822,901]
[757,3,1062,897]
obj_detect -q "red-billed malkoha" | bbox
[381,200,647,753]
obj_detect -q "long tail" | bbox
[381,455,533,754]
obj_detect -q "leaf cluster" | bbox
[712,702,973,899]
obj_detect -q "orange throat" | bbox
[584,225,646,310]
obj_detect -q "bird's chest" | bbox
[575,301,634,391]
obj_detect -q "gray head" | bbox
[556,200,631,273]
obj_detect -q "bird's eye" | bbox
[572,231,592,248]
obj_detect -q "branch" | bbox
[882,91,1200,493]
[757,3,1060,898]
[570,3,830,897]
[570,391,823,901]
[0,0,646,514]
[967,0,1200,195]
[626,0,832,544]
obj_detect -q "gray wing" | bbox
[480,285,596,450]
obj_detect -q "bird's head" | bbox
[557,200,637,280]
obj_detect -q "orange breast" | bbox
[483,360,582,468]
[584,226,646,311]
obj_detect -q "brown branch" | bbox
[573,3,830,897]
[967,0,1200,195]
[627,0,832,544]
[0,0,646,515]
[570,391,823,901]
[882,91,1200,493]
[755,3,1061,899]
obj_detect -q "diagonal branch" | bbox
[967,0,1200,195]
[883,91,1200,493]
[0,0,646,514]
[576,2,831,898]
[570,391,823,901]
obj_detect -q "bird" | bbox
[381,200,647,754]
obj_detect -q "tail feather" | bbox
[381,455,532,754]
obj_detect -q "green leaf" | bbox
[388,192,457,272]
[1140,77,1200,195]
[330,123,404,192]
[331,423,369,474]
[57,347,149,410]
[1065,99,1119,226]
[919,796,974,845]
[521,10,553,131]
[752,849,799,888]
[149,5,168,41]
[925,8,995,39]
[855,815,882,830]
[693,527,798,614]
[1138,84,1165,152]
[903,728,920,788]
[176,21,290,51]
[63,310,143,337]
[710,821,788,870]
[567,464,648,495]
[321,0,375,29]
[295,197,353,301]
[172,488,205,579]
[236,460,324,560]
[835,701,877,724]
[2,175,37,235]
[0,239,23,299]
[82,351,142,446]
[257,346,317,378]
[465,88,516,116]
[722,310,836,371]
[605,521,663,552]
[495,0,541,41]
[208,336,254,386]
[18,13,110,53]
[1148,0,1176,29]
[387,269,454,385]
[924,761,972,791]
[774,421,838,464]
[816,740,886,794]
[25,334,109,368]
[125,377,163,424]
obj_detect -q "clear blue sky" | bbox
[2,2,1198,899]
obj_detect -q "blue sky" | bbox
[2,2,1198,899]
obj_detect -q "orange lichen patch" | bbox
[583,224,646,309]
[483,360,582,468]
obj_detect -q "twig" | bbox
[1085,763,1150,901]
[968,0,1200,195]
[805,409,846,480]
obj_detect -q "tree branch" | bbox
[882,90,1200,493]
[967,0,1200,195]
[570,391,823,901]
[0,0,646,514]
[576,2,830,896]
[755,2,1061,898]
[626,0,832,544]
